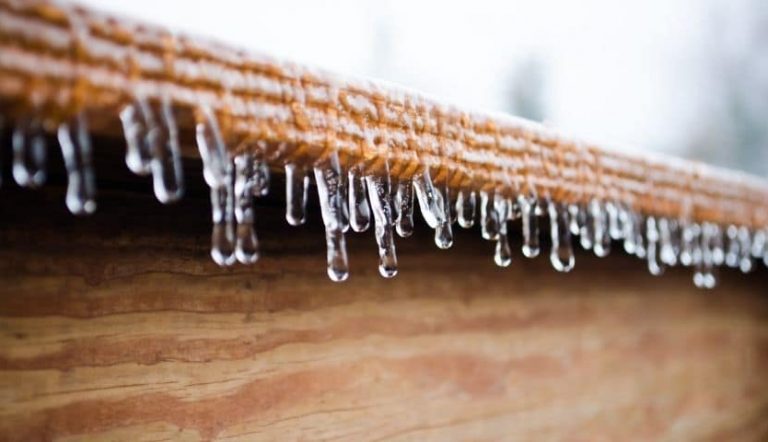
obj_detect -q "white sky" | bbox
[81,0,715,156]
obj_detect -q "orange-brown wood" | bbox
[0,149,767,441]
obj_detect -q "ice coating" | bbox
[57,113,96,215]
[12,117,47,189]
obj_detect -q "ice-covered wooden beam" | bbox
[1,0,766,228]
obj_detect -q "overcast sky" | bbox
[81,0,732,158]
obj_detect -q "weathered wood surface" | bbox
[0,148,767,441]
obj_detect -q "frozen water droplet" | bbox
[284,163,309,226]
[519,194,540,258]
[737,226,753,273]
[348,167,371,232]
[120,100,152,176]
[591,200,611,257]
[233,154,260,264]
[412,168,445,229]
[433,183,454,249]
[196,106,229,188]
[148,98,184,203]
[549,201,575,272]
[456,189,476,228]
[606,201,623,240]
[480,191,499,240]
[366,174,398,278]
[394,178,415,237]
[12,117,47,189]
[493,196,512,267]
[57,113,96,215]
[210,161,236,266]
[314,153,349,282]
[724,225,740,268]
[645,216,664,276]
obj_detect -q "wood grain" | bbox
[0,148,767,441]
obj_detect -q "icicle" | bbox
[196,107,229,189]
[339,168,350,233]
[694,223,717,289]
[568,204,580,235]
[493,195,512,267]
[210,161,236,266]
[606,201,623,240]
[658,218,678,266]
[314,153,350,282]
[633,213,647,259]
[591,199,611,258]
[646,216,664,276]
[348,167,371,232]
[711,224,725,266]
[621,207,636,254]
[412,167,445,229]
[284,163,309,226]
[120,100,152,176]
[548,201,575,272]
[507,197,521,221]
[394,178,415,237]
[480,191,499,240]
[12,117,47,189]
[578,203,594,250]
[253,160,270,197]
[519,194,540,258]
[433,182,454,249]
[446,185,458,225]
[680,221,699,266]
[724,225,740,268]
[233,154,260,264]
[57,113,96,215]
[148,97,184,203]
[0,115,4,187]
[366,174,398,277]
[456,190,476,228]
[751,229,766,260]
[737,226,753,273]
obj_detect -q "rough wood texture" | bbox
[0,149,767,441]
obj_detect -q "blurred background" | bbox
[82,0,768,176]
